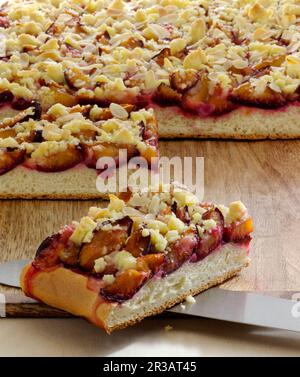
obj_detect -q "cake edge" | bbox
[156,104,300,139]
[21,242,250,333]
[0,165,154,200]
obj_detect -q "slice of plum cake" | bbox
[21,183,253,333]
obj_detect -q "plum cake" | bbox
[1,0,300,141]
[1,0,300,197]
[21,183,253,333]
[0,103,158,198]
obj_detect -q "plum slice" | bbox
[0,148,25,176]
[58,243,80,266]
[163,232,198,274]
[125,229,151,257]
[100,269,149,302]
[224,217,254,242]
[182,75,210,113]
[196,208,224,259]
[182,76,234,115]
[83,142,120,169]
[138,120,159,164]
[230,82,286,108]
[177,206,190,224]
[139,143,158,165]
[33,234,62,269]
[117,187,133,203]
[136,253,165,274]
[28,145,83,172]
[79,216,133,271]
[153,83,182,105]
[207,85,236,115]
[83,142,138,169]
[171,202,190,224]
[170,70,199,93]
[12,99,42,119]
[0,101,42,129]
[11,100,42,121]
[24,101,42,121]
[196,228,222,259]
[33,226,79,269]
[202,208,224,227]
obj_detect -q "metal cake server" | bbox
[0,259,30,288]
[1,259,300,332]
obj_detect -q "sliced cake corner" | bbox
[21,183,253,333]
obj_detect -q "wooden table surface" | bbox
[1,139,300,316]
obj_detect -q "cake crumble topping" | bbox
[0,0,300,118]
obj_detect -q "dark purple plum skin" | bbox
[0,90,14,104]
[114,216,133,236]
[13,100,42,120]
[35,234,61,258]
[0,92,42,121]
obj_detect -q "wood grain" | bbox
[1,140,300,316]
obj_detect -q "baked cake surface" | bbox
[1,0,300,139]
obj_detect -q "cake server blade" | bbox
[0,259,30,288]
[169,287,300,333]
[1,259,300,332]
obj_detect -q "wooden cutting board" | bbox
[1,139,300,317]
